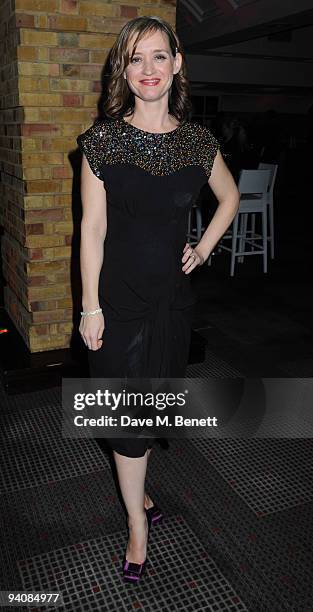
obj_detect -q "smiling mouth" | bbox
[139,79,160,86]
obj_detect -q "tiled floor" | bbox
[17,516,248,612]
[1,385,313,611]
[0,194,313,611]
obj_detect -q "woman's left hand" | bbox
[182,243,204,274]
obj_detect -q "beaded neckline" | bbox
[120,117,182,136]
[77,119,220,179]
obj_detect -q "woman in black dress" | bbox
[77,16,239,582]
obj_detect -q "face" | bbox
[123,29,182,103]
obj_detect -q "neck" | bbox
[125,101,178,132]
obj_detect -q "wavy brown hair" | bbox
[103,16,192,124]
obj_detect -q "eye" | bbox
[130,54,168,64]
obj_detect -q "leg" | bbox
[144,448,154,510]
[113,449,149,564]
[231,213,239,276]
[262,207,268,273]
[268,197,274,259]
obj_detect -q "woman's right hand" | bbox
[79,312,105,351]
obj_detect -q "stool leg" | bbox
[243,213,248,260]
[231,214,239,276]
[251,213,256,251]
[269,197,274,259]
[239,213,248,263]
[262,207,268,273]
[187,209,192,235]
[238,214,244,263]
[196,206,202,242]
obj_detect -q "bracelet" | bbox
[80,307,102,317]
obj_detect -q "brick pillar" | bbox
[0,0,176,352]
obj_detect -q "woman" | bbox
[77,16,239,582]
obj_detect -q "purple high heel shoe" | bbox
[122,556,147,583]
[123,513,151,584]
[145,503,163,526]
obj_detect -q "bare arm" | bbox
[182,150,240,272]
[79,154,107,350]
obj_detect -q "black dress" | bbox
[77,117,219,457]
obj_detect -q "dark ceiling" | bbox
[176,0,313,52]
[176,0,313,96]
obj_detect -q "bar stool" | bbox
[217,169,270,276]
[244,163,277,260]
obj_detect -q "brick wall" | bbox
[0,0,176,352]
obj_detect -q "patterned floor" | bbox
[1,191,313,610]
[1,374,313,611]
